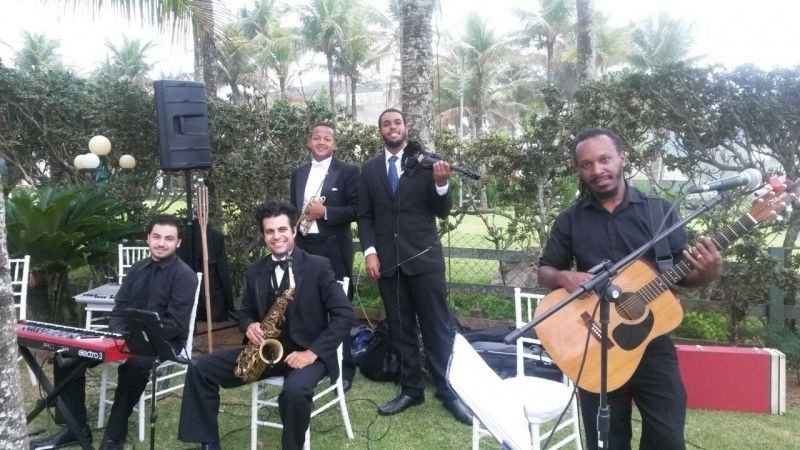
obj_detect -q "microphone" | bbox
[688,168,762,193]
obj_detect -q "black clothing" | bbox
[357,148,459,402]
[177,248,354,450]
[178,220,236,322]
[52,253,197,442]
[291,156,359,382]
[290,157,359,290]
[538,183,689,450]
[538,184,687,273]
[110,253,198,347]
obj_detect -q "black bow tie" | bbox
[268,258,288,272]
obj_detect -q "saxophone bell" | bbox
[258,338,284,365]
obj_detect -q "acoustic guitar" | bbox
[534,179,796,393]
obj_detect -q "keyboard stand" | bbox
[19,346,94,450]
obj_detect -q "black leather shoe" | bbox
[30,425,92,449]
[342,379,352,393]
[200,442,222,450]
[378,393,424,415]
[442,397,472,425]
[99,437,124,450]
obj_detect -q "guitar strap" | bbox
[647,195,674,273]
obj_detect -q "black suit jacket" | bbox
[357,150,452,277]
[290,157,359,275]
[237,248,354,381]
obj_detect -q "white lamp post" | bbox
[74,135,136,183]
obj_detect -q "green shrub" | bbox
[675,311,728,342]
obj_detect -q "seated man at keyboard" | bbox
[31,215,198,450]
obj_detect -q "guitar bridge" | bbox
[581,312,615,348]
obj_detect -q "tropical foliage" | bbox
[5,186,137,322]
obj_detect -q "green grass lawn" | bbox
[21,358,800,449]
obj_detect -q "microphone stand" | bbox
[505,192,728,448]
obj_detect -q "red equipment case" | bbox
[675,344,785,414]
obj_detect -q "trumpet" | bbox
[298,195,326,235]
[298,172,327,235]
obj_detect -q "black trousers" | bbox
[295,233,356,383]
[53,354,155,441]
[579,336,687,450]
[377,269,458,401]
[177,347,327,450]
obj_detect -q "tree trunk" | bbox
[576,0,594,82]
[192,0,217,98]
[350,74,358,119]
[400,0,436,150]
[0,184,28,448]
[326,53,336,112]
[192,24,203,82]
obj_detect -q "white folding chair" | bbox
[11,255,36,384]
[10,255,30,320]
[97,272,202,441]
[249,278,354,450]
[510,288,582,450]
[462,288,582,450]
[118,244,150,283]
[84,245,151,331]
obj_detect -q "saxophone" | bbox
[234,258,296,383]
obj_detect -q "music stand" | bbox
[121,308,189,450]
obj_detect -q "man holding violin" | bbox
[357,108,472,425]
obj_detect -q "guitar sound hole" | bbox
[615,292,646,320]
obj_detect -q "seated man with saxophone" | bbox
[177,200,354,450]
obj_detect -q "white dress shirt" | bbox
[302,157,331,234]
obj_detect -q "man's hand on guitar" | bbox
[681,236,723,287]
[557,270,594,296]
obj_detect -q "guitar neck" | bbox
[638,212,759,303]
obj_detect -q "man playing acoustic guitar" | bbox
[537,128,723,450]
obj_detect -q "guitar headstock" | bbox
[749,175,798,224]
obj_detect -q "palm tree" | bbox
[259,26,305,100]
[594,19,630,79]
[13,31,61,73]
[400,0,436,147]
[629,13,696,69]
[98,36,155,82]
[575,0,593,81]
[215,23,255,101]
[60,0,221,95]
[336,18,388,118]
[298,0,357,112]
[238,0,304,100]
[513,0,574,84]
[439,13,518,137]
[0,182,26,449]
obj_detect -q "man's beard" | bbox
[382,134,405,150]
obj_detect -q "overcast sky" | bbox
[1,0,798,79]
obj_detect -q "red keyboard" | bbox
[17,320,130,362]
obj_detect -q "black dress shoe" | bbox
[341,379,352,393]
[200,442,222,450]
[442,397,473,425]
[30,425,92,449]
[99,436,124,450]
[378,393,424,415]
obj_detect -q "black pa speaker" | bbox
[154,80,212,170]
